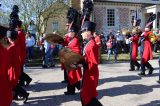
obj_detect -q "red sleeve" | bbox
[62,35,70,47]
[18,31,26,66]
[68,38,81,54]
[88,45,98,71]
[7,45,21,88]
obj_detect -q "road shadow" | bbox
[99,75,142,86]
[138,100,160,106]
[27,82,66,92]
[97,84,160,99]
[12,92,80,106]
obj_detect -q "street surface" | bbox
[12,59,160,106]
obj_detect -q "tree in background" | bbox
[2,0,68,34]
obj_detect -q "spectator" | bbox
[107,30,114,41]
[100,32,106,51]
[116,30,125,53]
[28,20,37,44]
[106,35,118,63]
[26,32,35,61]
[42,34,55,68]
[125,34,131,53]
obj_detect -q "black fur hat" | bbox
[82,0,93,21]
[68,25,79,33]
[67,7,78,25]
[0,26,9,37]
[81,21,96,32]
[9,5,19,30]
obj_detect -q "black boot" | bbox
[129,60,135,71]
[86,98,103,106]
[138,64,146,76]
[62,69,68,83]
[75,81,81,90]
[145,62,154,75]
[135,61,140,71]
[64,83,75,95]
[23,93,29,104]
[14,84,29,103]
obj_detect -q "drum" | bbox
[58,48,84,70]
[43,33,64,45]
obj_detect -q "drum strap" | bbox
[83,40,91,56]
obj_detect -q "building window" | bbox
[52,22,59,31]
[107,9,115,26]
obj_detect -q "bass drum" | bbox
[58,48,83,70]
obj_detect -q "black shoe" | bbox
[49,64,55,67]
[129,69,135,71]
[148,67,154,75]
[157,80,160,84]
[23,93,29,104]
[26,78,32,86]
[42,65,48,68]
[13,95,19,100]
[86,98,103,106]
[75,82,81,90]
[61,80,67,83]
[64,91,75,95]
[138,72,146,76]
[136,65,140,71]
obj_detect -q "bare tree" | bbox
[2,0,68,33]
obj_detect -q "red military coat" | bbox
[17,30,26,67]
[130,35,139,62]
[80,38,99,105]
[0,44,13,106]
[67,36,82,85]
[7,42,21,88]
[142,31,153,64]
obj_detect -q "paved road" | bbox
[12,59,160,106]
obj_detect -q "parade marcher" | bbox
[80,21,103,106]
[7,5,30,103]
[128,27,141,71]
[64,26,82,95]
[93,32,102,63]
[0,25,18,106]
[138,25,154,76]
[16,19,32,86]
[7,26,29,104]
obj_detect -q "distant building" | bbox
[42,0,160,35]
[93,0,160,35]
[41,0,80,35]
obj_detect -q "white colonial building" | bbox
[89,0,160,35]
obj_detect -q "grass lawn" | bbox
[101,52,160,62]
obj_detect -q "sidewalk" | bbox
[12,59,160,106]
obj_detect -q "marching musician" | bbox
[64,25,82,95]
[128,27,141,71]
[80,21,103,106]
[0,26,17,106]
[138,25,154,76]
